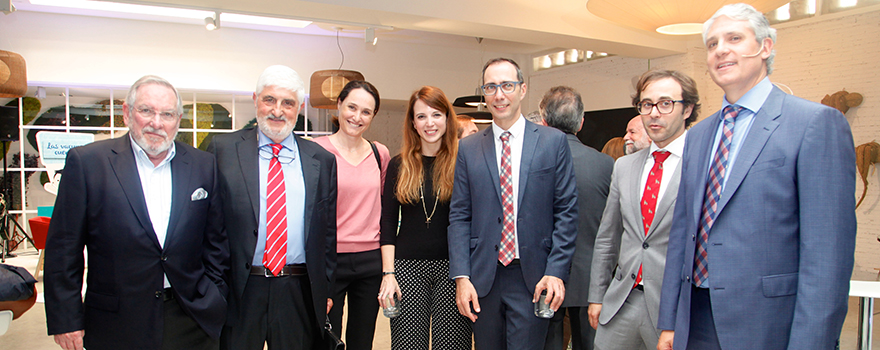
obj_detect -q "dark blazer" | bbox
[448,120,578,296]
[44,136,229,350]
[208,127,337,333]
[562,134,613,308]
[658,87,857,350]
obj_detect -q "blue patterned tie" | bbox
[694,106,740,286]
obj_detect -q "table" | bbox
[851,281,880,350]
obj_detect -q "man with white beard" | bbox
[623,116,651,155]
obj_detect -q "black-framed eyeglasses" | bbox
[259,146,296,164]
[480,81,523,96]
[636,100,685,115]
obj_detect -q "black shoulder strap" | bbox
[369,140,381,168]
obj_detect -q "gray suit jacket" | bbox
[562,134,613,307]
[589,145,681,329]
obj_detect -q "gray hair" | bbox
[539,86,583,135]
[703,3,777,74]
[525,111,543,124]
[255,65,305,103]
[125,75,183,116]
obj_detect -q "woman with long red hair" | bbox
[378,86,472,349]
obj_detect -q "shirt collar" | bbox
[491,115,527,140]
[257,129,298,155]
[649,130,687,159]
[129,134,176,167]
[723,76,773,115]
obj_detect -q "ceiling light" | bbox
[205,12,219,31]
[656,23,703,35]
[587,0,791,35]
[29,0,212,19]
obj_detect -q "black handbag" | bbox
[324,316,344,350]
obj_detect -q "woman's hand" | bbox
[378,273,402,308]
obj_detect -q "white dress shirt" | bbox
[130,137,175,289]
[638,131,687,206]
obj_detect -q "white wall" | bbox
[528,8,880,279]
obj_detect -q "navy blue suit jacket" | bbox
[448,120,578,296]
[45,136,229,349]
[658,87,857,350]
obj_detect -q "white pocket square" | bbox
[191,188,208,201]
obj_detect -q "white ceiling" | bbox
[22,0,696,59]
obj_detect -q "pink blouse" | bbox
[313,136,390,253]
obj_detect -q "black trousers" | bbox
[220,274,320,350]
[329,249,382,350]
[161,293,218,350]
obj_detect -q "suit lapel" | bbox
[517,122,539,207]
[628,150,650,236]
[480,128,503,205]
[714,87,783,216]
[235,129,261,223]
[296,135,320,240]
[165,142,191,248]
[647,161,681,238]
[108,135,160,248]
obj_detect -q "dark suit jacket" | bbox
[44,136,229,350]
[448,120,578,296]
[658,87,857,350]
[562,134,612,308]
[208,127,337,333]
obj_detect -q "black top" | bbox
[379,155,450,260]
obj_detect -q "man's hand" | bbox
[587,303,602,329]
[327,298,333,315]
[533,276,565,311]
[455,278,480,322]
[657,330,674,350]
[54,330,84,350]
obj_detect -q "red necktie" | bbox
[635,150,671,287]
[498,131,516,266]
[694,106,739,286]
[264,143,287,276]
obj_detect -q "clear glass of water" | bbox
[534,290,555,318]
[383,294,400,318]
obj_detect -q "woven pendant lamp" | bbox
[0,50,26,98]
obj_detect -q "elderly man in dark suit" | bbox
[210,65,337,350]
[539,86,613,350]
[658,4,856,350]
[448,58,578,350]
[45,75,229,350]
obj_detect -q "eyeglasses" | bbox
[259,146,296,164]
[480,81,523,96]
[636,100,685,115]
[134,107,179,121]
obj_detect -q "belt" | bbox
[250,264,308,277]
[633,284,644,291]
[498,259,521,266]
[162,287,174,302]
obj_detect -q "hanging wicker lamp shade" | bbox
[0,50,27,98]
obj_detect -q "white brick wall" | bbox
[528,9,880,279]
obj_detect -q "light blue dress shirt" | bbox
[252,130,307,266]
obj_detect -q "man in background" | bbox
[457,114,479,139]
[623,115,650,155]
[540,86,613,350]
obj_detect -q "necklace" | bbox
[419,181,440,228]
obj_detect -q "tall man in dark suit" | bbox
[540,86,613,350]
[45,75,229,350]
[588,70,699,350]
[449,58,578,350]
[210,65,337,350]
[657,4,856,350]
